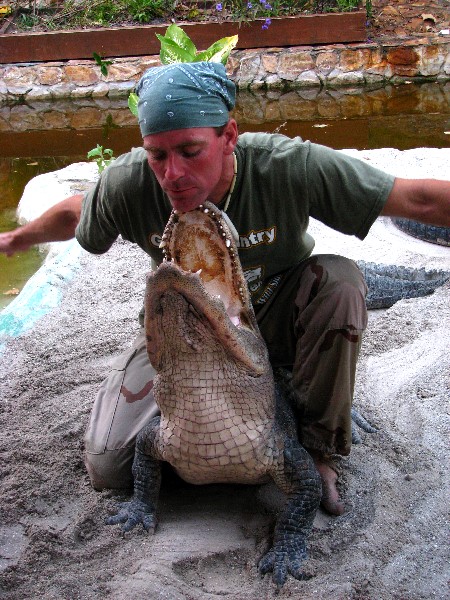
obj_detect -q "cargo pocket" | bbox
[84,344,139,455]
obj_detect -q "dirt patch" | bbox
[369,0,449,40]
[0,148,449,599]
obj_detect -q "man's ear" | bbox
[223,119,238,154]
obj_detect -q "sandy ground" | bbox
[0,148,449,600]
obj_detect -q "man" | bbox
[1,62,449,515]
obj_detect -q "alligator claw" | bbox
[258,543,308,589]
[351,407,378,444]
[106,499,157,533]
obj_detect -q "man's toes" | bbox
[320,492,345,515]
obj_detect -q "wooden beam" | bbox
[0,12,367,64]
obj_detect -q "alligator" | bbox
[107,202,322,588]
[106,202,448,587]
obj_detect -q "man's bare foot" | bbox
[310,452,345,516]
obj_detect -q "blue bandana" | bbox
[136,62,236,137]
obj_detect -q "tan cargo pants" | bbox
[84,254,367,490]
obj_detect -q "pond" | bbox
[1,81,449,309]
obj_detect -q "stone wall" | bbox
[0,37,449,103]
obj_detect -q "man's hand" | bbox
[0,194,84,257]
[0,230,32,256]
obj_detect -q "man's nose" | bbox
[164,154,184,181]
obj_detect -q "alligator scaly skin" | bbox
[357,261,449,309]
[392,218,450,247]
[107,202,322,589]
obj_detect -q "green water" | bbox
[0,157,76,310]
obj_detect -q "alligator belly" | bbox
[159,429,273,485]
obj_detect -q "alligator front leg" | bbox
[259,437,322,589]
[106,416,162,533]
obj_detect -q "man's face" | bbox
[143,123,236,213]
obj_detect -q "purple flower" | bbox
[215,2,222,10]
[264,3,272,8]
[247,1,252,7]
[262,17,271,29]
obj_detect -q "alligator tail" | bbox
[356,261,449,310]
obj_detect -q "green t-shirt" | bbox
[76,132,394,306]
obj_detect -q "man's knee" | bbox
[85,447,134,491]
[301,255,368,329]
[315,255,367,294]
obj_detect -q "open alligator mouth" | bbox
[145,202,266,373]
[159,201,251,326]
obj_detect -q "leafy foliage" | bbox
[87,145,116,173]
[93,53,113,77]
[156,24,238,65]
[12,0,366,32]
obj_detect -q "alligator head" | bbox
[145,202,269,376]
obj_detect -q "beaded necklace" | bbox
[221,152,239,243]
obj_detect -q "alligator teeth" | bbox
[221,211,239,243]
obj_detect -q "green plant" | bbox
[14,0,361,33]
[214,0,310,26]
[18,12,40,28]
[127,0,168,22]
[93,52,113,76]
[335,0,359,10]
[156,24,238,65]
[87,145,116,173]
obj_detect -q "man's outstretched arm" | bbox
[381,178,450,227]
[0,194,83,256]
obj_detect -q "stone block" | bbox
[65,65,100,86]
[387,47,419,66]
[261,54,278,74]
[51,84,75,99]
[326,69,365,87]
[36,66,63,86]
[26,86,53,101]
[236,54,261,85]
[4,66,36,86]
[279,50,315,81]
[295,70,321,87]
[339,49,368,72]
[91,83,110,97]
[315,50,338,75]
[107,82,135,97]
[418,45,445,76]
[106,63,141,82]
[5,84,32,96]
[444,52,450,76]
[264,74,283,87]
